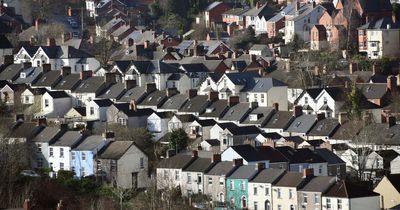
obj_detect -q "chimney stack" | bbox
[129,99,137,111]
[23,62,32,69]
[256,162,266,171]
[80,70,93,80]
[187,89,197,99]
[228,96,240,107]
[102,130,115,141]
[387,75,397,92]
[47,37,56,47]
[273,102,279,111]
[146,83,157,93]
[166,88,178,97]
[104,72,117,84]
[338,112,348,124]
[144,40,150,49]
[233,158,243,166]
[4,55,13,65]
[67,6,72,16]
[208,90,219,101]
[42,63,51,73]
[312,1,316,8]
[250,54,257,63]
[212,153,221,163]
[192,150,198,158]
[316,113,325,121]
[388,115,396,128]
[249,101,258,109]
[349,62,357,74]
[60,123,68,130]
[293,105,303,117]
[372,62,380,75]
[256,1,262,9]
[61,66,71,77]
[296,1,300,12]
[125,79,137,90]
[302,168,314,178]
[37,118,47,126]
[35,19,40,32]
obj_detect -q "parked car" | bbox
[20,170,40,177]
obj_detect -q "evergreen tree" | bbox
[348,84,362,119]
[168,128,188,152]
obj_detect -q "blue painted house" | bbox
[225,164,263,209]
[71,135,108,178]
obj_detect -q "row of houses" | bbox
[7,121,149,189]
[156,152,380,210]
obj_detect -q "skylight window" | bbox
[295,121,302,127]
[105,90,111,94]
[316,123,324,131]
[148,97,153,101]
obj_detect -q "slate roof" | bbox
[38,46,93,59]
[227,165,257,179]
[73,77,106,93]
[323,181,379,198]
[129,60,182,74]
[204,139,220,146]
[117,86,146,103]
[221,103,251,122]
[138,90,167,107]
[223,7,249,16]
[0,64,24,81]
[356,83,387,99]
[274,172,306,187]
[286,114,317,134]
[195,119,217,127]
[32,71,62,87]
[243,4,276,19]
[300,176,336,192]
[229,145,288,163]
[159,94,187,110]
[113,103,154,117]
[175,114,197,123]
[206,1,223,11]
[113,60,131,73]
[157,154,195,169]
[331,120,363,141]
[98,82,126,99]
[263,111,294,129]
[358,0,392,13]
[386,174,400,193]
[217,122,238,130]
[92,99,113,107]
[0,34,12,49]
[183,157,213,172]
[358,123,400,145]
[179,95,209,113]
[47,91,70,98]
[180,63,210,73]
[308,118,340,137]
[10,122,43,139]
[258,132,282,140]
[74,135,105,151]
[241,107,275,125]
[268,4,296,22]
[14,67,42,84]
[250,168,285,183]
[153,111,175,119]
[98,141,133,160]
[53,74,81,91]
[281,136,305,144]
[200,100,229,118]
[206,161,236,176]
[359,16,400,29]
[226,125,260,135]
[52,131,83,147]
[249,77,286,92]
[276,147,326,164]
[225,71,260,86]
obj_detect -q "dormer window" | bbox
[249,114,260,121]
[20,72,26,78]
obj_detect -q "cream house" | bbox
[374,174,400,209]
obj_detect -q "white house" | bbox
[209,122,237,140]
[199,73,221,95]
[37,91,72,119]
[284,3,326,44]
[14,45,100,73]
[221,145,270,166]
[249,44,273,57]
[321,181,380,210]
[32,126,66,169]
[48,131,85,176]
[246,77,288,109]
[147,112,174,141]
[85,99,113,122]
[358,17,400,59]
[243,3,276,35]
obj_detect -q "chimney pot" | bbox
[61,66,71,76]
[233,158,243,166]
[80,70,93,80]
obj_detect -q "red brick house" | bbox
[204,2,232,29]
[310,25,328,50]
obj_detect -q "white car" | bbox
[20,170,40,177]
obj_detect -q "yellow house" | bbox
[374,174,400,209]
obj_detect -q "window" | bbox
[175,170,179,180]
[305,97,308,104]
[90,107,94,115]
[49,148,53,157]
[140,157,144,169]
[371,42,377,47]
[337,199,342,209]
[110,161,117,172]
[323,97,327,104]
[241,196,247,208]
[289,189,293,199]
[82,153,86,160]
[265,187,269,195]
[207,80,210,86]
[25,96,29,103]
[230,180,234,190]
[37,144,42,152]
[219,178,224,185]
[37,158,43,168]
[261,94,265,103]
[187,174,192,184]
[44,99,49,107]
[319,165,322,174]
[314,193,319,204]
[303,193,308,204]
[81,167,85,177]
[208,177,212,185]
[326,198,331,208]
[118,118,127,126]
[337,165,341,175]
[60,148,64,158]
[197,174,202,184]
[277,188,281,198]
[241,180,245,191]
[254,201,258,210]
[254,187,257,195]
[278,204,282,210]
[71,152,75,160]
[60,162,64,170]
